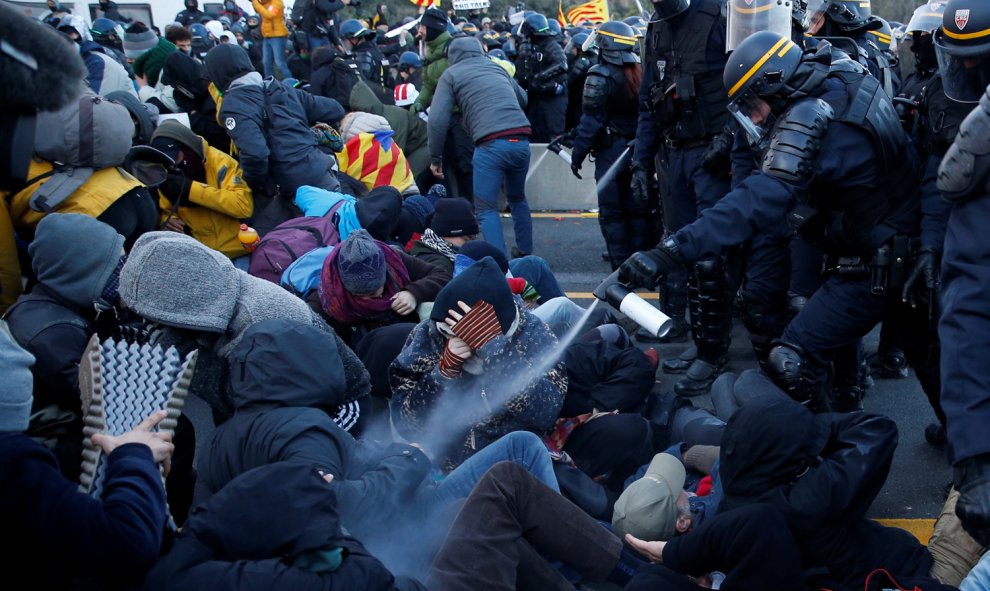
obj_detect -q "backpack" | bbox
[247,201,346,284]
[29,91,135,213]
[280,245,334,297]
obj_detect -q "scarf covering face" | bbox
[319,240,411,325]
[421,228,457,261]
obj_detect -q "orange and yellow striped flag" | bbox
[408,0,440,8]
[336,131,415,194]
[565,0,609,26]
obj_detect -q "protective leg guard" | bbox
[766,339,830,413]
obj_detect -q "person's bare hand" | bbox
[391,290,417,316]
[430,162,444,179]
[135,73,147,88]
[317,470,335,483]
[446,335,472,360]
[625,533,666,563]
[91,410,175,474]
[164,217,186,233]
[443,300,473,329]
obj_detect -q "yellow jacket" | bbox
[5,158,143,231]
[159,137,253,258]
[252,0,288,38]
[0,199,20,314]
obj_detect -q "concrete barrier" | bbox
[524,143,599,211]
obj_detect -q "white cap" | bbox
[394,83,420,107]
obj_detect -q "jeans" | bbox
[472,138,532,256]
[509,255,564,303]
[262,35,289,78]
[532,296,609,339]
[426,461,622,591]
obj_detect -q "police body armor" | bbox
[920,74,972,159]
[353,40,387,89]
[583,63,640,142]
[643,0,730,143]
[526,37,568,95]
[763,65,915,258]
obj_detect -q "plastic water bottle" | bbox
[238,224,260,252]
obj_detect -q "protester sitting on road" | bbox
[316,230,450,340]
[201,319,560,578]
[0,324,174,590]
[390,256,567,472]
[117,231,371,424]
[408,197,481,274]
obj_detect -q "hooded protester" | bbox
[144,461,419,591]
[205,43,345,202]
[122,22,179,113]
[317,229,450,336]
[118,231,371,423]
[308,45,361,108]
[58,15,136,98]
[97,0,131,23]
[0,324,174,591]
[175,0,206,27]
[409,197,479,274]
[411,6,452,111]
[390,256,567,471]
[150,120,253,257]
[106,89,158,146]
[160,51,229,152]
[3,214,126,479]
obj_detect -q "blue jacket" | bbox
[0,433,167,589]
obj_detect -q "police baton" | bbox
[595,142,634,194]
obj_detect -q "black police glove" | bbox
[954,453,990,547]
[700,128,733,177]
[902,248,939,308]
[570,162,583,180]
[618,241,684,290]
[160,173,192,205]
[630,161,653,206]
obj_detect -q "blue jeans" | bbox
[423,431,558,511]
[262,35,289,78]
[509,255,565,303]
[472,138,532,256]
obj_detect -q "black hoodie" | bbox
[204,42,254,94]
[161,51,229,152]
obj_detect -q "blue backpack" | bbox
[280,245,334,298]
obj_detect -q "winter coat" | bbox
[252,0,288,38]
[414,31,451,110]
[408,239,455,274]
[200,319,432,544]
[4,158,143,232]
[300,0,345,36]
[390,299,567,471]
[309,47,360,108]
[145,461,418,591]
[720,393,942,589]
[80,41,136,98]
[0,433,167,590]
[560,336,655,417]
[0,200,18,313]
[155,134,253,257]
[428,37,529,161]
[349,79,430,177]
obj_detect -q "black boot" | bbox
[662,344,697,374]
[674,357,727,397]
[675,257,733,396]
[867,348,910,379]
[832,385,864,412]
[925,422,948,446]
[954,453,990,547]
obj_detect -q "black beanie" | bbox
[457,239,508,274]
[431,197,478,237]
[431,256,516,334]
[421,7,448,41]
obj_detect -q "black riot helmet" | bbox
[521,13,554,38]
[652,0,690,22]
[585,20,641,65]
[933,0,990,103]
[565,31,595,55]
[723,31,805,145]
[548,18,563,37]
[805,0,876,34]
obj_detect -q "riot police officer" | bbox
[519,13,569,142]
[340,19,391,101]
[621,31,927,413]
[899,2,945,123]
[564,30,598,131]
[570,21,659,270]
[932,0,990,549]
[632,0,734,393]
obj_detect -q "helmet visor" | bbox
[905,3,944,34]
[803,0,827,32]
[727,0,793,52]
[584,26,637,53]
[935,37,990,103]
[728,90,776,145]
[650,0,691,22]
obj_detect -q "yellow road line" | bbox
[875,519,936,545]
[529,212,599,218]
[566,291,660,300]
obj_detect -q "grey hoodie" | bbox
[428,37,529,160]
[29,213,125,310]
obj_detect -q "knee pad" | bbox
[767,340,815,405]
[737,290,767,335]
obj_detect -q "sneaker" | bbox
[674,357,726,397]
[79,334,197,498]
[662,344,697,374]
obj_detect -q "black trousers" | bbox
[426,461,622,591]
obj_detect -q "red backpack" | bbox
[247,201,345,284]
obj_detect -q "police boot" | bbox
[832,384,864,413]
[674,356,727,397]
[662,270,704,371]
[867,348,909,379]
[954,453,990,548]
[675,257,732,396]
[662,344,697,374]
[767,340,831,414]
[636,268,689,343]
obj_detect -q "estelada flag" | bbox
[336,131,415,194]
[565,0,609,25]
[408,0,440,7]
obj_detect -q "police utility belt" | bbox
[823,235,919,296]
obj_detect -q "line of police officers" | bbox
[560,0,990,547]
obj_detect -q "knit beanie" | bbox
[119,231,240,333]
[339,111,391,142]
[456,239,509,273]
[0,322,35,433]
[424,183,446,206]
[335,230,387,295]
[421,7,448,41]
[123,21,159,59]
[402,195,434,229]
[133,36,177,87]
[432,256,516,333]
[431,197,478,237]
